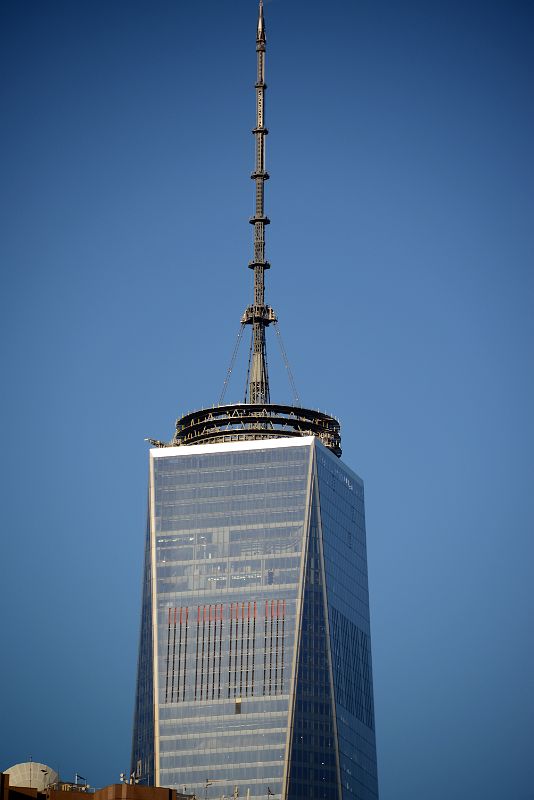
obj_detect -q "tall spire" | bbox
[171,0,342,456]
[241,0,276,404]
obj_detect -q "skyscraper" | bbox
[131,4,379,799]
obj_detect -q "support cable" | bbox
[244,329,254,403]
[264,339,271,403]
[219,323,246,405]
[263,339,274,428]
[273,321,300,405]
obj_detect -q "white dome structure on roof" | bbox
[4,763,58,791]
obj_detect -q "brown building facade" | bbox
[1,776,193,800]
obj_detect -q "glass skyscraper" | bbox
[131,3,379,797]
[132,437,379,799]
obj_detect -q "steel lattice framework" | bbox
[171,404,341,457]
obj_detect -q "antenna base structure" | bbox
[241,305,277,326]
[173,403,342,457]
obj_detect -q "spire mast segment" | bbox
[242,0,276,405]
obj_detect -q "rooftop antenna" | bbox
[168,0,342,457]
[241,0,276,403]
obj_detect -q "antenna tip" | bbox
[257,0,266,42]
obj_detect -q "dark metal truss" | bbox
[170,403,341,457]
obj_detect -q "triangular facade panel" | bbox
[131,518,155,786]
[286,479,339,798]
[316,444,379,800]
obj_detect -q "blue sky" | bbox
[1,1,533,798]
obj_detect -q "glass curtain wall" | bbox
[132,518,155,785]
[132,438,379,800]
[286,486,339,799]
[139,440,314,799]
[316,447,379,800]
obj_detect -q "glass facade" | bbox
[132,437,378,799]
[316,449,379,799]
[132,518,155,784]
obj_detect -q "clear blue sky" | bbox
[1,1,533,798]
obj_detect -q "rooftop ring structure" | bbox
[147,404,341,457]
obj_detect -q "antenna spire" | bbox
[172,0,342,456]
[241,0,276,404]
